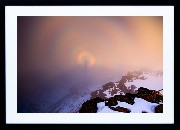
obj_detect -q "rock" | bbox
[117,82,129,94]
[90,82,116,99]
[110,88,120,96]
[90,90,107,100]
[114,93,136,105]
[139,76,146,80]
[137,87,163,103]
[155,104,163,113]
[79,87,163,113]
[90,90,100,98]
[105,97,118,106]
[109,106,131,113]
[142,111,148,113]
[102,82,115,89]
[80,70,163,113]
[79,97,104,113]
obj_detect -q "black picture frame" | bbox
[0,0,177,129]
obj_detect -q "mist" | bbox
[17,16,162,112]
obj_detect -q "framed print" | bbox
[4,5,174,125]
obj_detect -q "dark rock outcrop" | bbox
[79,87,163,113]
[142,111,148,113]
[90,90,107,99]
[155,104,163,113]
[80,71,163,113]
[90,82,119,99]
[102,82,115,89]
[105,97,118,106]
[79,97,104,113]
[90,71,145,99]
[114,93,136,105]
[105,93,136,106]
[109,106,131,113]
[137,87,163,103]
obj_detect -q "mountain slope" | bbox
[79,70,163,113]
[79,87,163,113]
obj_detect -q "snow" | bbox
[103,89,112,98]
[98,106,122,113]
[94,71,163,113]
[124,72,162,91]
[121,98,159,113]
[102,87,123,98]
[97,102,105,112]
[56,91,91,113]
[97,97,159,113]
[114,82,119,87]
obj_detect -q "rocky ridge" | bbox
[79,71,163,113]
[79,87,163,113]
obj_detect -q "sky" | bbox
[18,16,162,78]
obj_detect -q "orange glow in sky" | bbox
[77,51,96,67]
[18,16,163,76]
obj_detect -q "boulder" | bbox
[114,93,136,105]
[109,106,131,113]
[155,104,163,113]
[105,97,118,106]
[137,87,163,103]
[79,97,104,113]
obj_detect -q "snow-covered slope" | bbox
[90,71,163,99]
[97,98,160,113]
[124,71,162,92]
[80,70,163,113]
